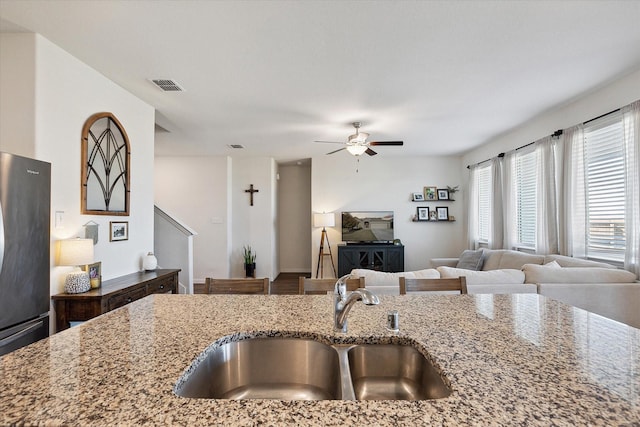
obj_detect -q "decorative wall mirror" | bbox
[81,112,130,215]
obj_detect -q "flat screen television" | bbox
[342,211,394,243]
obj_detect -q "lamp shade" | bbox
[313,213,335,228]
[346,145,368,156]
[58,238,94,266]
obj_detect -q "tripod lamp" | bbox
[314,212,337,278]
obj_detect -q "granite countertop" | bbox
[1,293,639,425]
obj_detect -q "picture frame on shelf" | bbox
[436,206,449,221]
[412,192,424,201]
[429,210,438,221]
[437,188,449,200]
[84,261,102,289]
[424,186,438,201]
[110,221,129,241]
[417,206,429,221]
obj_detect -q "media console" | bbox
[337,244,404,277]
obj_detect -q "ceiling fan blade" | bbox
[326,147,346,155]
[368,141,403,146]
[314,140,344,144]
[365,148,377,156]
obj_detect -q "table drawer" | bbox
[147,276,176,294]
[107,288,147,311]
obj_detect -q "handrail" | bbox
[154,205,197,236]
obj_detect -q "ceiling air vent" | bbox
[150,79,185,92]
[228,144,245,149]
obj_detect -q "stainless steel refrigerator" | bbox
[0,151,51,356]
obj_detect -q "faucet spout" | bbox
[334,275,379,332]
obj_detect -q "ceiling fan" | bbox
[314,122,403,156]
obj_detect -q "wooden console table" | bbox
[52,269,180,332]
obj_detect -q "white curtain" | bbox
[501,151,517,249]
[535,136,559,254]
[562,124,587,258]
[489,156,504,249]
[622,100,640,275]
[467,164,479,249]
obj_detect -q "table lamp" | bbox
[314,212,337,278]
[58,238,94,294]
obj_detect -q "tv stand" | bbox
[345,241,393,245]
[338,244,404,276]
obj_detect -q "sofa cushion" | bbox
[468,284,538,294]
[456,249,485,270]
[543,254,616,269]
[538,283,640,328]
[350,268,439,287]
[522,264,637,284]
[481,249,545,271]
[437,266,525,285]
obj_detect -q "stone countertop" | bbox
[1,294,639,426]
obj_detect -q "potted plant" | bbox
[447,185,459,201]
[243,245,256,278]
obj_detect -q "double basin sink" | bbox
[175,337,451,401]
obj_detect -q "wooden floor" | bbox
[194,272,311,295]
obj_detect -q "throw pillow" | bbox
[456,249,484,270]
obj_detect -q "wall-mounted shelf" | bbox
[412,219,456,223]
[411,199,455,202]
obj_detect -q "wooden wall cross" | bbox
[244,184,259,206]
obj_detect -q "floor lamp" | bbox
[314,213,337,278]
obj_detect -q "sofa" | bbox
[350,249,639,328]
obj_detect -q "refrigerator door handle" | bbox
[0,198,4,276]
[0,320,44,348]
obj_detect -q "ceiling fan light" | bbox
[346,145,368,156]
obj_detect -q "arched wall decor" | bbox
[81,112,130,215]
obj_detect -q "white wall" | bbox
[311,154,465,275]
[0,33,155,295]
[278,164,311,272]
[463,68,640,167]
[154,156,229,280]
[230,157,277,280]
[154,156,277,282]
[0,34,36,157]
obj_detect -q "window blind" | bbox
[515,149,537,248]
[477,165,492,243]
[584,112,625,262]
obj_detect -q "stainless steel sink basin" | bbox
[175,338,342,400]
[175,337,451,401]
[347,344,451,400]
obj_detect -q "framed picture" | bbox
[110,221,129,241]
[424,186,438,201]
[412,192,424,201]
[84,261,102,289]
[429,210,438,221]
[437,189,449,200]
[416,206,429,221]
[436,206,449,221]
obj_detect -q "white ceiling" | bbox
[1,0,640,163]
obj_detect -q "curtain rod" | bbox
[466,129,562,169]
[583,108,620,125]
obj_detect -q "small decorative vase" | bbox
[245,262,256,278]
[65,270,91,294]
[143,252,158,271]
